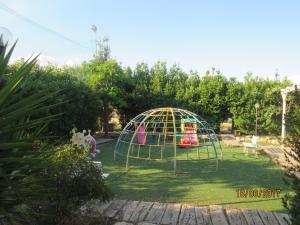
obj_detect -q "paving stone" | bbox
[137,222,157,225]
[114,222,133,225]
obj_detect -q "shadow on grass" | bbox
[95,141,291,212]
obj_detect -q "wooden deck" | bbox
[80,200,291,225]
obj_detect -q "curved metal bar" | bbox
[125,110,158,169]
[114,107,222,172]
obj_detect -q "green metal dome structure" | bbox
[114,107,223,173]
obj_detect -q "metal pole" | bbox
[125,110,156,170]
[170,108,177,175]
[91,25,98,57]
[255,107,258,136]
[254,103,259,136]
[281,91,287,150]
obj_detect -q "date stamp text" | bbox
[236,189,281,198]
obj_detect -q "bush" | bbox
[42,144,112,225]
[1,44,111,225]
[227,75,292,135]
[35,71,101,137]
[7,62,101,138]
[3,144,112,225]
[0,43,60,224]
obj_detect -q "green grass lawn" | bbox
[96,140,291,212]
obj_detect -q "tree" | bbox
[115,66,136,127]
[88,59,124,135]
[1,43,112,225]
[7,62,101,137]
[227,74,291,134]
[186,71,229,131]
[131,62,152,113]
[150,61,168,107]
[164,64,188,107]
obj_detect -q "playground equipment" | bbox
[70,129,100,159]
[114,107,223,173]
[243,136,258,158]
[70,129,109,177]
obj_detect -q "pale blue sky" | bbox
[1,0,300,82]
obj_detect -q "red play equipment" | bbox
[177,119,199,147]
[136,123,146,144]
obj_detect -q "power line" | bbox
[0,2,92,51]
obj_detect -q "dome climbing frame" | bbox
[114,107,223,173]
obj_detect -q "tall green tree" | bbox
[88,59,124,135]
[227,74,291,134]
[183,71,229,130]
[164,64,188,107]
[115,66,136,127]
[150,61,168,107]
[131,62,152,113]
[7,62,100,137]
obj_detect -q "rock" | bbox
[79,199,104,217]
[222,140,242,147]
[137,222,157,225]
[114,222,134,225]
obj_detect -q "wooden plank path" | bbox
[82,200,291,225]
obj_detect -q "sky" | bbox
[1,0,300,83]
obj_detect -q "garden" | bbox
[1,39,299,225]
[99,141,289,212]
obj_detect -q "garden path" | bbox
[81,199,291,225]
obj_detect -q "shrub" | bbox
[0,44,111,225]
[0,42,59,224]
[42,144,112,225]
[33,70,101,137]
[7,62,101,138]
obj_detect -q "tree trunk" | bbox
[121,114,126,129]
[103,93,109,137]
[231,117,235,133]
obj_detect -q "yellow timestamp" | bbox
[236,189,281,198]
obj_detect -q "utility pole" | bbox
[91,25,98,56]
[91,25,110,62]
[275,69,280,81]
